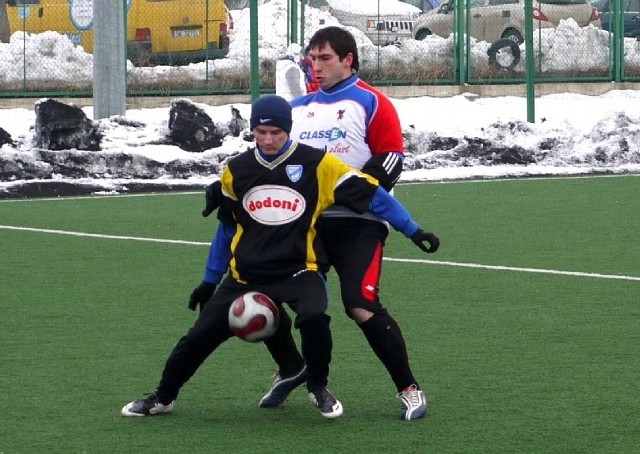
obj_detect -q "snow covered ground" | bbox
[1,89,640,198]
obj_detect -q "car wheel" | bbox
[487,38,521,71]
[415,28,432,40]
[502,29,523,45]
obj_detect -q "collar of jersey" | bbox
[255,139,298,169]
[322,73,359,95]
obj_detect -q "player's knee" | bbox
[349,307,375,324]
[183,324,230,352]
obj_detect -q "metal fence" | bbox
[0,0,639,100]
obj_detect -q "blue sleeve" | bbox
[203,222,235,284]
[369,186,420,238]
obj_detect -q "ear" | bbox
[344,52,354,69]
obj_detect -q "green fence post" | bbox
[300,0,306,46]
[124,0,128,93]
[613,0,622,81]
[524,0,535,123]
[205,0,210,84]
[250,0,260,101]
[377,0,381,78]
[290,0,298,45]
[457,0,465,83]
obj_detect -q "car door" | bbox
[483,0,524,43]
[467,0,491,41]
[7,0,86,46]
[469,0,519,43]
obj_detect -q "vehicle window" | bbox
[401,0,439,12]
[7,0,41,5]
[489,0,517,5]
[538,0,588,5]
[590,0,609,11]
[470,0,486,7]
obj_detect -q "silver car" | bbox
[326,0,422,46]
[413,0,601,44]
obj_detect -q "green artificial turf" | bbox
[1,175,638,453]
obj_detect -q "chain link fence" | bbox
[0,0,639,99]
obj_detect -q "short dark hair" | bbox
[308,26,359,72]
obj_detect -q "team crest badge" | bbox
[286,165,303,182]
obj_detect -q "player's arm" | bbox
[201,180,223,217]
[363,92,404,191]
[188,220,235,312]
[188,176,237,312]
[203,221,234,285]
[361,152,403,191]
[334,174,439,254]
[369,186,439,253]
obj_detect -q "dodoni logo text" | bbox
[243,185,306,225]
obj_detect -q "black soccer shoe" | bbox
[121,393,174,417]
[259,365,307,408]
[308,387,343,419]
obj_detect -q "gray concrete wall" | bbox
[3,82,639,111]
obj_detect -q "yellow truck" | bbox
[5,0,230,66]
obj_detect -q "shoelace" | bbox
[314,388,334,405]
[399,386,422,407]
[141,393,157,403]
[142,393,171,408]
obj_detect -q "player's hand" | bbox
[202,180,223,217]
[410,229,440,253]
[188,281,217,312]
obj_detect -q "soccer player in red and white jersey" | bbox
[266,26,436,421]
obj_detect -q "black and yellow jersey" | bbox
[219,141,378,284]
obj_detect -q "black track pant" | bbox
[156,270,332,403]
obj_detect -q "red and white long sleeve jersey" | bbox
[290,74,404,171]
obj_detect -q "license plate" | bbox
[172,29,200,39]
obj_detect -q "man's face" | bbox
[253,125,289,155]
[308,43,353,90]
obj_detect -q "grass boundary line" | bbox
[385,257,640,281]
[3,224,639,283]
[0,224,209,246]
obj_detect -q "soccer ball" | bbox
[228,291,279,342]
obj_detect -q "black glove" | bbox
[188,281,217,312]
[410,229,440,253]
[202,180,223,217]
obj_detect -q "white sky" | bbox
[1,0,640,194]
